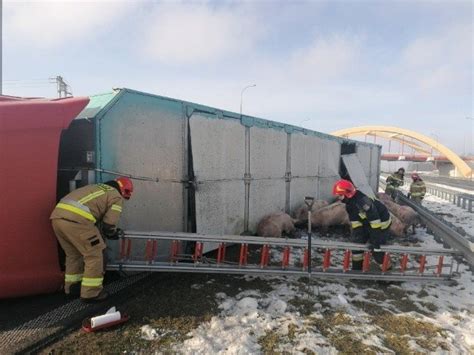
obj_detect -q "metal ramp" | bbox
[341,153,376,198]
[107,231,461,282]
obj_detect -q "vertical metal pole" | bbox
[244,126,251,232]
[307,210,312,274]
[240,84,255,233]
[182,106,189,232]
[305,197,315,276]
[285,133,291,214]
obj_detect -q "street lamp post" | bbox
[240,84,256,117]
[299,118,311,127]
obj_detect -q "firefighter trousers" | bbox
[51,218,106,299]
[351,223,389,270]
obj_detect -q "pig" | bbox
[377,192,393,204]
[379,197,419,234]
[293,200,329,223]
[388,213,407,238]
[309,201,350,232]
[256,212,296,238]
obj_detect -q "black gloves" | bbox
[101,223,124,240]
[107,228,124,240]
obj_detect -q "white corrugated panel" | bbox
[248,127,287,231]
[190,114,246,236]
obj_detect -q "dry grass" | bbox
[373,313,448,353]
[307,312,383,354]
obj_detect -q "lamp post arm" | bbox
[240,84,256,117]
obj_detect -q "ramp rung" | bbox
[108,232,461,282]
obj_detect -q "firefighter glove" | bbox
[108,228,124,240]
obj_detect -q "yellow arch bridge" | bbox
[331,126,473,178]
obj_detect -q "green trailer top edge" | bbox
[85,87,382,149]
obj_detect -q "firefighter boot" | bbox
[66,283,81,299]
[81,290,109,304]
[351,251,364,271]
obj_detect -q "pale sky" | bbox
[3,0,474,154]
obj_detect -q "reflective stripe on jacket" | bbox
[346,191,391,231]
[410,180,426,198]
[386,173,404,188]
[50,183,123,226]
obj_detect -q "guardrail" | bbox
[424,184,473,213]
[381,174,473,213]
[394,191,474,267]
[419,174,474,190]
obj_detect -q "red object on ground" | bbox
[0,95,89,299]
[82,314,130,333]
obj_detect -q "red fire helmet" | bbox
[332,179,356,198]
[115,177,133,200]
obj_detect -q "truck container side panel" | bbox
[189,114,246,237]
[249,126,287,179]
[370,146,381,190]
[374,146,382,189]
[98,92,184,260]
[290,133,322,212]
[356,145,374,191]
[318,139,341,201]
[291,133,340,210]
[0,97,89,299]
[190,114,245,180]
[248,126,287,231]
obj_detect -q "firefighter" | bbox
[50,177,133,302]
[385,167,405,199]
[408,173,426,205]
[333,179,392,270]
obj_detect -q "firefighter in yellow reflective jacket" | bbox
[408,173,426,205]
[333,179,392,270]
[50,177,133,302]
[385,167,405,199]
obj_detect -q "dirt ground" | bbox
[39,229,472,354]
[41,272,273,354]
[41,270,453,354]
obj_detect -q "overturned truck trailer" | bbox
[58,88,381,260]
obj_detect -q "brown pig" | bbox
[293,200,329,223]
[388,213,407,238]
[380,197,419,233]
[377,192,393,204]
[257,212,296,238]
[310,202,350,231]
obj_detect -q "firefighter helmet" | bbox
[332,179,356,198]
[411,173,420,181]
[115,177,133,199]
